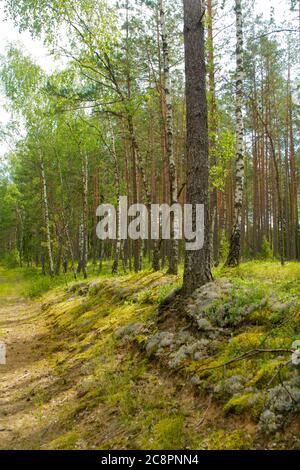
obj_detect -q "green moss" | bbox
[248,309,272,325]
[224,393,264,420]
[208,430,253,450]
[2,261,298,450]
[144,416,185,450]
[227,330,265,354]
[47,431,80,450]
[250,359,288,388]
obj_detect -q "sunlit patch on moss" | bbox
[207,429,253,450]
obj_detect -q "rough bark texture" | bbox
[226,0,245,267]
[287,61,299,259]
[182,0,213,296]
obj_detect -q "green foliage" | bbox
[209,130,235,192]
[1,249,20,268]
[22,270,75,298]
[258,237,273,260]
[219,230,229,262]
[158,281,181,305]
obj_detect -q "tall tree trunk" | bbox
[182,0,213,296]
[127,115,141,272]
[287,60,299,259]
[39,150,54,277]
[226,0,245,267]
[79,153,88,279]
[110,120,123,275]
[84,154,89,278]
[159,0,178,275]
[207,0,219,267]
[57,154,77,279]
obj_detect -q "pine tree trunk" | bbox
[226,0,245,267]
[182,0,213,296]
[287,61,299,259]
[207,0,219,267]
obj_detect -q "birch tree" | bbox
[226,0,245,267]
[39,148,54,276]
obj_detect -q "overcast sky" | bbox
[0,0,297,158]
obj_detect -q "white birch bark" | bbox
[82,153,89,279]
[226,0,245,266]
[110,119,122,274]
[39,150,54,276]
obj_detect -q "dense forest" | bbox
[0,0,299,279]
[0,0,300,454]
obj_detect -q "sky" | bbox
[0,0,298,159]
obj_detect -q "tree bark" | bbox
[39,150,54,277]
[159,0,178,275]
[182,0,213,296]
[226,0,245,267]
[110,119,123,275]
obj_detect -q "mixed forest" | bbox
[0,0,299,277]
[0,0,300,452]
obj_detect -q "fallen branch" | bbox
[198,348,294,373]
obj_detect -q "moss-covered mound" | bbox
[1,262,299,450]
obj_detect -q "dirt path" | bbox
[0,272,56,449]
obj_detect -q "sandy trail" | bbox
[0,273,54,449]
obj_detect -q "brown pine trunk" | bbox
[182,0,213,296]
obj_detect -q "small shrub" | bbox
[258,238,273,260]
[150,416,185,449]
[219,230,229,262]
[1,250,20,268]
[25,276,53,298]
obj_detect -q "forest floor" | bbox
[0,263,299,450]
[0,268,55,448]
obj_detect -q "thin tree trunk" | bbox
[57,154,77,279]
[39,150,54,276]
[226,0,245,267]
[110,119,123,275]
[159,0,178,275]
[82,153,89,279]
